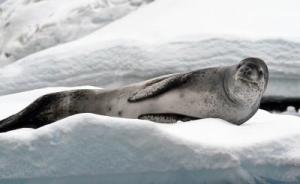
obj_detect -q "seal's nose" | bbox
[241,66,252,76]
[245,68,252,76]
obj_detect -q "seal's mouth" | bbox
[238,76,259,86]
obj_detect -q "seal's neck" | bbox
[223,69,241,105]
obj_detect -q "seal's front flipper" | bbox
[138,113,197,123]
[128,73,190,102]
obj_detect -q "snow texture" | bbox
[0,87,300,184]
[0,0,299,97]
[0,0,300,183]
[0,0,153,65]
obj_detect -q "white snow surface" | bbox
[0,87,300,184]
[1,1,300,183]
[84,0,300,43]
[0,0,299,97]
[0,0,153,65]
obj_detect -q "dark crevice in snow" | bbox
[260,96,300,113]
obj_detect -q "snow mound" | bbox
[0,39,300,97]
[0,0,153,65]
[83,0,300,43]
[0,0,299,97]
[0,112,300,183]
[0,88,300,183]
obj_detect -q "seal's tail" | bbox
[0,90,93,133]
[0,99,45,133]
[0,114,23,133]
[0,93,60,133]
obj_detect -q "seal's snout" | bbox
[240,65,255,79]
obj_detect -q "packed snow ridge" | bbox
[0,39,300,97]
[0,0,153,65]
[0,87,300,184]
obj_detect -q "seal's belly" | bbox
[101,86,253,124]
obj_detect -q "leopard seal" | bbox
[0,57,268,132]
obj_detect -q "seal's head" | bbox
[226,57,269,105]
[235,57,269,90]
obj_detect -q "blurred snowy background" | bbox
[0,0,300,183]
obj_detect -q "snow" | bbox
[280,106,300,117]
[0,87,300,183]
[84,0,300,43]
[0,0,299,183]
[0,39,300,97]
[0,0,153,65]
[0,0,299,97]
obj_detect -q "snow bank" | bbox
[83,0,300,43]
[0,88,300,184]
[0,39,299,97]
[0,0,299,97]
[282,106,300,117]
[0,0,153,65]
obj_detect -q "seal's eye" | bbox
[237,64,242,69]
[258,70,263,76]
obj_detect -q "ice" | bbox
[0,87,300,183]
[0,0,300,183]
[0,0,153,65]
